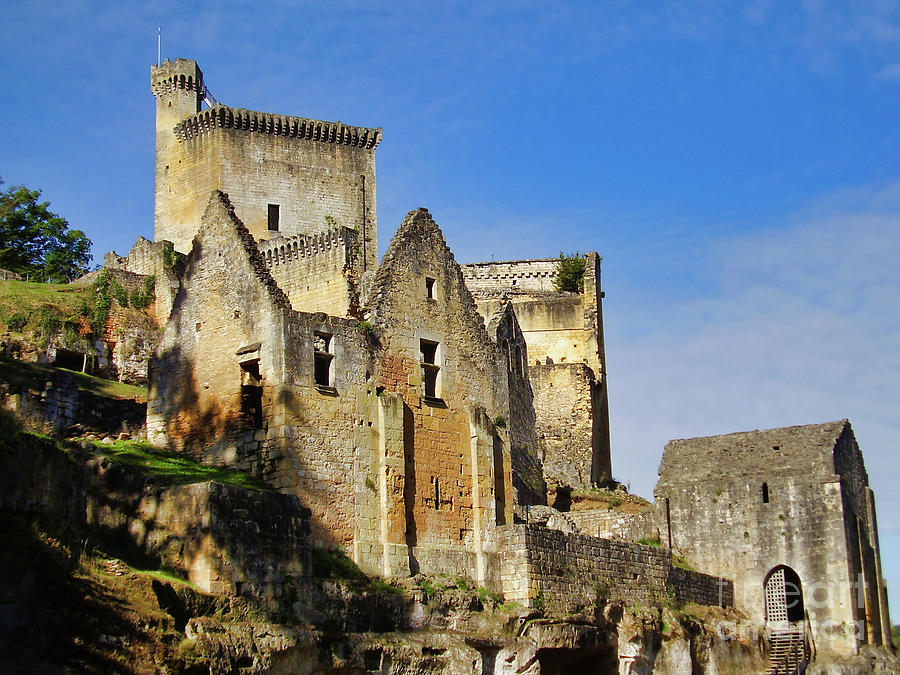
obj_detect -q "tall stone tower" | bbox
[150,59,204,252]
[149,58,381,269]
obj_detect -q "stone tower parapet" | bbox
[174,105,381,149]
[258,226,362,316]
[150,59,379,269]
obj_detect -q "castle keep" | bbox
[110,57,891,665]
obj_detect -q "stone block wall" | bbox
[462,254,611,491]
[529,363,603,489]
[365,209,516,587]
[2,370,146,435]
[655,421,890,654]
[460,259,559,294]
[566,505,662,543]
[486,302,545,506]
[115,481,311,599]
[498,524,733,615]
[149,199,517,588]
[103,236,181,328]
[659,476,859,654]
[668,566,734,608]
[1,429,312,606]
[258,227,361,316]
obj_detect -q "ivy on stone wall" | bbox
[130,275,156,310]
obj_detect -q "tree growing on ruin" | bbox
[553,252,585,293]
[0,179,92,282]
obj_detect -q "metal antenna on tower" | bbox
[157,27,161,67]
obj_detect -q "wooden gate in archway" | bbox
[764,566,811,674]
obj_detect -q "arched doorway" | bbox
[764,565,805,623]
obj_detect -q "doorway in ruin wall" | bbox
[764,565,805,623]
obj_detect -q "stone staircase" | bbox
[765,623,809,675]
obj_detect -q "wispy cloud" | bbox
[877,62,900,79]
[604,178,900,615]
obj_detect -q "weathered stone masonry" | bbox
[151,58,379,272]
[655,420,891,656]
[461,255,611,490]
[148,196,514,588]
[498,525,733,615]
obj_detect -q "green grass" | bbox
[671,553,694,571]
[89,439,270,491]
[129,565,199,590]
[0,355,147,402]
[0,280,92,344]
[637,536,662,547]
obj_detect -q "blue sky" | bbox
[4,1,900,621]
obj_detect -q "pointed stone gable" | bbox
[193,190,292,312]
[656,419,850,490]
[369,208,506,411]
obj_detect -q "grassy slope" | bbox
[0,355,147,402]
[0,279,93,342]
[89,438,270,491]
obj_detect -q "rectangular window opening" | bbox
[314,332,334,390]
[420,339,440,399]
[425,276,436,299]
[267,203,280,231]
[239,359,262,428]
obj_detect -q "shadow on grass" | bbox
[0,355,148,402]
[88,439,271,491]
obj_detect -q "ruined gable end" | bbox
[147,191,292,456]
[365,208,516,584]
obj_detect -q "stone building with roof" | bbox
[655,420,891,657]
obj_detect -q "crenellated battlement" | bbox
[174,105,382,149]
[461,259,559,295]
[259,226,360,269]
[257,226,361,316]
[150,58,204,98]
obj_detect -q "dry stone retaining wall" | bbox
[498,524,733,615]
[566,504,662,542]
[2,370,145,435]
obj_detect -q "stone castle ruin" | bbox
[99,57,890,668]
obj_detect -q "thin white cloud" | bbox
[605,178,900,616]
[877,62,900,79]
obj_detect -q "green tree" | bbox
[553,251,586,293]
[0,180,92,282]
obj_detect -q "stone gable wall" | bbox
[367,209,514,585]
